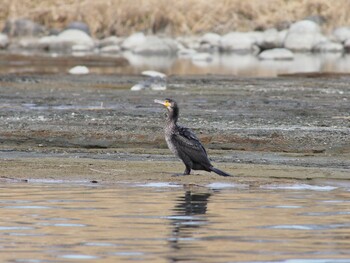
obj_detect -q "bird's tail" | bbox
[209,166,231,177]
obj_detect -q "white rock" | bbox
[58,29,95,48]
[284,20,326,51]
[0,33,9,48]
[219,32,256,52]
[130,84,145,91]
[68,65,89,75]
[141,71,166,78]
[333,27,350,43]
[200,33,221,47]
[258,48,294,60]
[313,41,344,53]
[100,45,121,53]
[121,32,146,50]
[98,36,123,48]
[132,36,178,55]
[258,29,287,49]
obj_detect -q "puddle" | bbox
[0,182,349,262]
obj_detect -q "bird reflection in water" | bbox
[167,189,212,262]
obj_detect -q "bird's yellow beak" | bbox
[154,99,171,108]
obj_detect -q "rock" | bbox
[258,48,294,60]
[65,21,91,35]
[344,39,350,53]
[313,41,344,53]
[0,33,9,48]
[72,44,93,52]
[98,36,123,48]
[200,33,221,47]
[121,32,146,50]
[38,35,72,51]
[219,32,257,52]
[2,18,46,37]
[258,28,287,49]
[131,74,167,91]
[132,36,178,55]
[68,66,89,75]
[100,45,121,53]
[304,15,326,25]
[332,27,350,43]
[141,71,166,78]
[57,29,94,49]
[284,20,326,51]
[177,36,200,50]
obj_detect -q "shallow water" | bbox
[2,52,350,77]
[0,181,349,262]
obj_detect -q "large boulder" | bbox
[284,20,326,51]
[132,36,178,55]
[332,27,350,43]
[219,32,258,52]
[198,33,221,52]
[121,32,146,50]
[2,18,46,37]
[65,21,91,35]
[258,28,287,49]
[37,29,94,51]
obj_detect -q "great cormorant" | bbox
[154,98,231,177]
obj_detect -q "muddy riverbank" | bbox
[0,74,349,183]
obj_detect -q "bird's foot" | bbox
[171,173,188,177]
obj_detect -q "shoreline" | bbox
[1,157,348,185]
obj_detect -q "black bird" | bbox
[154,98,231,177]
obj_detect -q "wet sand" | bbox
[0,74,349,184]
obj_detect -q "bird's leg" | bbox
[184,166,191,175]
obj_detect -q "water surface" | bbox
[0,181,349,262]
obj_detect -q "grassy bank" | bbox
[1,0,350,37]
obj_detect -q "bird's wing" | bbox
[172,126,210,165]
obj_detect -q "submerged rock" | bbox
[258,48,294,60]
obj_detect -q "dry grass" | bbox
[1,0,350,37]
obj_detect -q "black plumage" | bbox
[154,98,231,177]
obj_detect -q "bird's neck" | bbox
[166,108,179,127]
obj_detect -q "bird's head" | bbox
[154,98,177,111]
[154,98,179,121]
